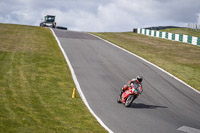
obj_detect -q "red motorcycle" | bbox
[117,84,143,107]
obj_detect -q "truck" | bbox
[40,15,56,28]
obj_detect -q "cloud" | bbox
[0,0,200,32]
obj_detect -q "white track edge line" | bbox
[50,29,113,133]
[89,33,200,95]
[177,126,200,133]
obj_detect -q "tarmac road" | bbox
[53,29,200,133]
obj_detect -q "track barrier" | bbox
[135,28,200,46]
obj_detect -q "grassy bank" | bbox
[160,28,200,37]
[92,32,200,91]
[0,24,106,133]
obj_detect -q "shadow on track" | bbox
[130,103,167,109]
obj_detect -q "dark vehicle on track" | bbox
[40,15,56,28]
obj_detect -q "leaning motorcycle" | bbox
[117,84,143,107]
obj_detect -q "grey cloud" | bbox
[0,0,200,32]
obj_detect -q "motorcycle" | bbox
[117,84,143,107]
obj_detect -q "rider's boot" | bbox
[120,88,124,97]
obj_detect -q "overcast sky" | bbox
[0,0,200,32]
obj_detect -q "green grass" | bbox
[92,32,200,91]
[0,24,106,133]
[160,28,200,37]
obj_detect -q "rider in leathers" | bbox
[120,75,143,96]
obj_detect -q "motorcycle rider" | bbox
[120,75,143,96]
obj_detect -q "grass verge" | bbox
[92,32,200,91]
[0,23,106,133]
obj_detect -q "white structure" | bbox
[188,15,200,30]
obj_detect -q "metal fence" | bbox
[188,23,200,31]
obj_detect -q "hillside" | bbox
[0,24,106,133]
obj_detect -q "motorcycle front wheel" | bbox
[125,95,134,107]
[117,94,121,103]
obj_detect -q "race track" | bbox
[53,29,200,133]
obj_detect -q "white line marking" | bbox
[89,33,200,95]
[177,126,200,133]
[50,29,113,133]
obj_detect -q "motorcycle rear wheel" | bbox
[125,95,134,107]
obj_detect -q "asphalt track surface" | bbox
[53,29,200,133]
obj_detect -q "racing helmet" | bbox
[136,75,143,83]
